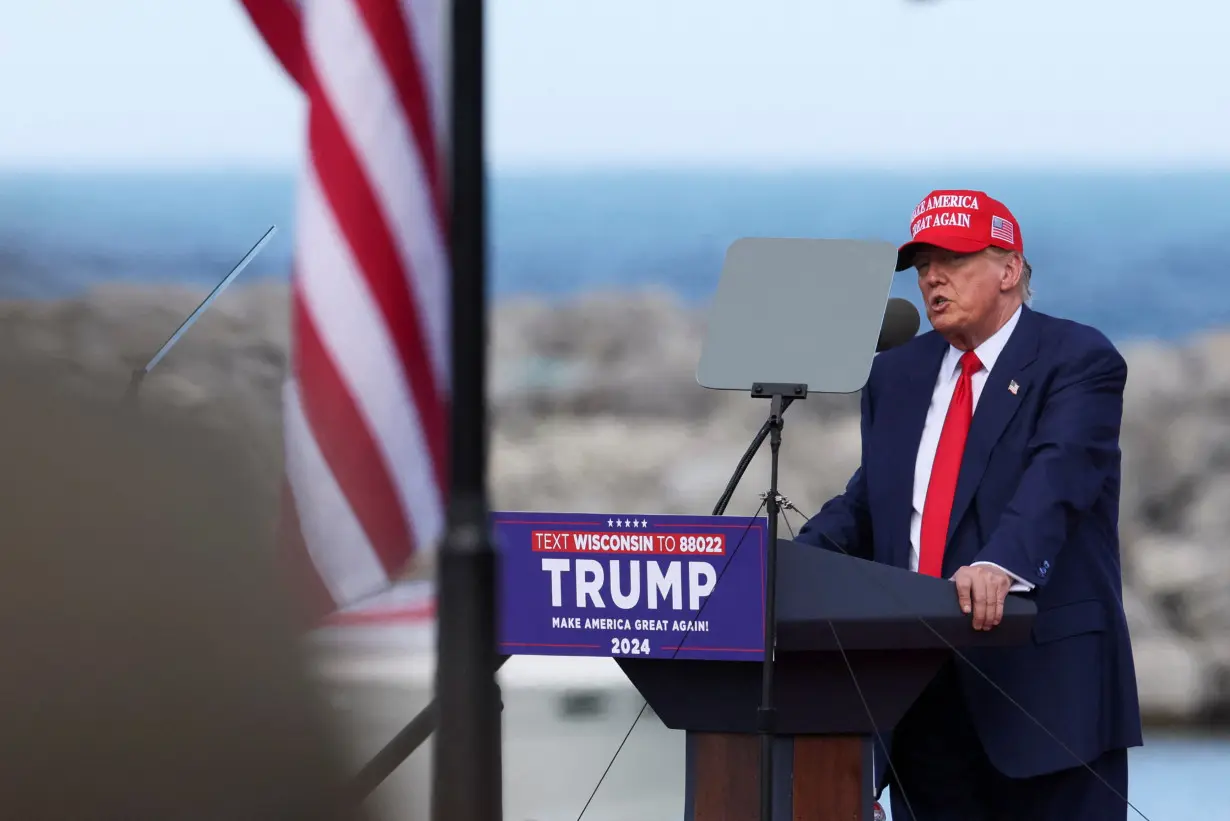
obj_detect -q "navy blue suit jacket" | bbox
[796,304,1143,781]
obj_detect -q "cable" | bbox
[572,702,650,821]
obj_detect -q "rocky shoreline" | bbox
[6,281,1228,727]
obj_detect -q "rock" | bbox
[1182,585,1230,639]
[1185,476,1230,546]
[2,281,1230,727]
[1188,330,1230,399]
[491,290,718,420]
[1205,641,1230,722]
[1131,636,1213,723]
[1128,535,1214,598]
[1122,585,1169,639]
[1121,338,1200,408]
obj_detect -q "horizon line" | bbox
[5,162,1230,177]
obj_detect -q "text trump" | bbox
[540,557,717,612]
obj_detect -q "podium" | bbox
[616,539,1037,821]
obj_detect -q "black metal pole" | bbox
[758,395,784,821]
[431,0,502,820]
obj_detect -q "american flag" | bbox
[990,215,1015,245]
[239,0,449,622]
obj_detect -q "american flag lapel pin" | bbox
[1008,380,1019,395]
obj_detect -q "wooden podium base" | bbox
[684,732,875,821]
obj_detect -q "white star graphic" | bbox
[607,519,614,527]
[641,519,648,527]
[616,518,623,527]
[629,518,639,528]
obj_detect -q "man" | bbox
[795,190,1142,821]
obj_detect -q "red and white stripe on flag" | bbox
[239,0,450,622]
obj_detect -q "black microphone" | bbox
[876,297,921,352]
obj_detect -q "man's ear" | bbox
[999,252,1023,293]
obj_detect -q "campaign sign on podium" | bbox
[493,511,767,661]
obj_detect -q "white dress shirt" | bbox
[908,305,1033,592]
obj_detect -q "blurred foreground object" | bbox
[0,363,363,820]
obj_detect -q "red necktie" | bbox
[918,350,982,577]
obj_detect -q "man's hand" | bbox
[952,564,1012,630]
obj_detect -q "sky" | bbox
[1,0,1228,171]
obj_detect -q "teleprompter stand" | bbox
[748,382,797,821]
[616,238,1037,821]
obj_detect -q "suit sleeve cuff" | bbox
[969,561,1035,593]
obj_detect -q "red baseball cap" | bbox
[894,189,1024,272]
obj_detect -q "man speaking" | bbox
[796,190,1142,821]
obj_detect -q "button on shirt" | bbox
[909,305,1032,592]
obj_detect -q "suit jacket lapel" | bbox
[945,306,1041,547]
[878,333,948,569]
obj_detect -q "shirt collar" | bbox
[941,304,1023,376]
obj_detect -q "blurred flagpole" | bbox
[431,0,503,817]
[125,225,277,406]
